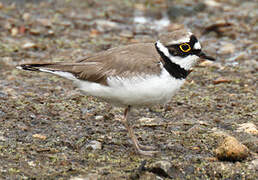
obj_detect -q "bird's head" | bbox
[155,30,215,70]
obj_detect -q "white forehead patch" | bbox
[193,42,201,50]
[156,41,170,57]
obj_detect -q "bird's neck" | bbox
[155,41,191,79]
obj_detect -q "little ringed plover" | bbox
[17,29,215,156]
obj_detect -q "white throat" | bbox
[156,41,199,70]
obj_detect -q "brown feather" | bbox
[22,43,162,86]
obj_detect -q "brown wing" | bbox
[69,43,162,85]
[19,43,162,86]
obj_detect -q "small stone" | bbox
[149,161,172,177]
[139,117,162,126]
[11,27,19,36]
[248,159,258,171]
[22,42,37,49]
[71,173,99,180]
[48,30,54,35]
[220,42,235,54]
[213,77,231,85]
[237,123,258,135]
[214,136,249,162]
[32,134,47,140]
[22,13,30,21]
[0,135,7,142]
[198,60,214,67]
[198,60,224,69]
[95,115,104,120]
[204,0,221,7]
[30,28,41,35]
[86,140,102,150]
[28,161,36,167]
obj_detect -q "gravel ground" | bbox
[0,0,257,179]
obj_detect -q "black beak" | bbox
[198,51,215,61]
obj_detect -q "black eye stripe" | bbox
[190,35,198,45]
[166,35,199,49]
[165,35,200,57]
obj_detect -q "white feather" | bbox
[194,42,201,50]
[16,66,23,70]
[39,69,77,81]
[75,68,185,106]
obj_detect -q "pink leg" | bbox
[121,106,158,156]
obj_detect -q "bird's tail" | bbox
[17,63,54,71]
[16,63,78,80]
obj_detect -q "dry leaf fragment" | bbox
[213,77,231,84]
[32,134,47,140]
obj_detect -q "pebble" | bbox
[22,42,37,49]
[0,135,7,142]
[237,122,258,135]
[22,13,30,21]
[71,173,99,180]
[214,136,249,161]
[149,160,173,178]
[11,27,19,36]
[86,140,102,150]
[138,117,162,126]
[248,159,258,171]
[95,115,104,121]
[204,0,221,7]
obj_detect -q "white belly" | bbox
[76,68,185,106]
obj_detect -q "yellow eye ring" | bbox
[179,43,191,52]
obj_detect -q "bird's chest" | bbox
[105,69,185,106]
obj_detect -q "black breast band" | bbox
[155,43,190,79]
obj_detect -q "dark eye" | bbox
[179,43,191,52]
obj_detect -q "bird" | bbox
[16,29,215,156]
